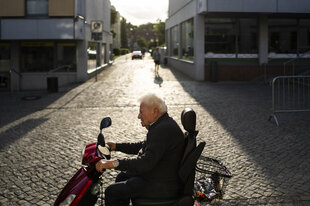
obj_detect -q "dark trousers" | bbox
[105,172,180,206]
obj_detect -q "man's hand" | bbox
[95,159,115,173]
[106,142,116,151]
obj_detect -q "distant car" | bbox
[131,51,143,60]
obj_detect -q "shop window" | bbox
[0,43,11,90]
[110,44,113,61]
[238,18,258,54]
[27,0,48,16]
[56,43,76,72]
[205,18,236,54]
[21,42,54,72]
[299,19,310,54]
[181,18,194,61]
[0,43,11,72]
[171,25,179,57]
[205,17,258,58]
[268,19,298,54]
[102,43,107,64]
[87,42,97,71]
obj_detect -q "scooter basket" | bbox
[194,155,232,202]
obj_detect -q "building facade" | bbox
[0,0,113,91]
[166,0,310,81]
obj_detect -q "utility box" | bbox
[47,77,58,92]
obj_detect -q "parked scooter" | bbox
[54,117,112,206]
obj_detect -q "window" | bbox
[238,18,258,54]
[87,42,97,71]
[0,43,11,72]
[0,43,11,89]
[21,42,54,72]
[27,0,48,16]
[299,19,310,54]
[205,18,236,54]
[268,19,298,54]
[21,42,76,72]
[205,17,258,58]
[181,18,194,60]
[110,44,113,61]
[171,25,179,57]
[56,43,76,72]
[102,43,107,64]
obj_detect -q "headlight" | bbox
[59,194,76,206]
[98,145,110,156]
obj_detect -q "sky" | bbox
[109,0,168,26]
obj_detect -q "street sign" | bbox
[91,21,103,33]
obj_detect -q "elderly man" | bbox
[96,93,185,206]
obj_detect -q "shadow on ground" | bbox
[169,67,310,200]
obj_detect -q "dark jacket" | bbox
[115,113,185,186]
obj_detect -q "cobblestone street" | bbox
[0,53,310,206]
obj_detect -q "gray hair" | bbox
[138,93,167,114]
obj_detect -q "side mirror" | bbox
[100,117,112,130]
[98,133,105,147]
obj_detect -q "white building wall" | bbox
[194,14,205,80]
[85,0,113,64]
[200,0,310,13]
[278,0,310,13]
[85,0,110,31]
[167,0,310,81]
[1,0,112,91]
[166,0,205,80]
[166,0,195,29]
[169,0,192,16]
[1,19,74,40]
[205,0,277,13]
[20,73,77,90]
[77,40,88,82]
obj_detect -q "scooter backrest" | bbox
[180,108,198,164]
[181,108,196,134]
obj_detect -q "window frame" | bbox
[26,0,48,17]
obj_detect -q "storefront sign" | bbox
[21,42,54,47]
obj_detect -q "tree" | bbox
[118,19,166,50]
[137,37,147,49]
[110,8,117,39]
[154,19,165,46]
[120,17,128,48]
[110,8,117,25]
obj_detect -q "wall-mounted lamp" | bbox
[74,15,87,24]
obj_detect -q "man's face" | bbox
[138,103,155,128]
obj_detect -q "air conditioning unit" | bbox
[91,21,103,33]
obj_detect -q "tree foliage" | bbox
[120,17,128,48]
[137,37,147,49]
[118,16,166,50]
[153,19,165,46]
[110,8,117,25]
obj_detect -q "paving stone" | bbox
[1,53,310,205]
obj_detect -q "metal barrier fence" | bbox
[269,75,310,126]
